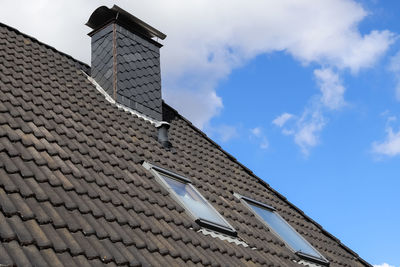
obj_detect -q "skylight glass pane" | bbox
[161,174,228,227]
[249,203,323,259]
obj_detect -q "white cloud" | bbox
[387,116,397,123]
[0,0,393,129]
[274,107,325,155]
[372,126,400,156]
[372,114,400,158]
[373,263,396,267]
[250,127,269,150]
[210,124,239,143]
[260,140,269,150]
[282,128,295,136]
[165,87,223,129]
[389,50,400,100]
[272,113,294,127]
[314,68,346,110]
[273,68,344,155]
[294,110,326,155]
[251,127,262,137]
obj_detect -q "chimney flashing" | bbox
[85,71,166,126]
[86,69,173,149]
[87,20,164,49]
[86,5,166,43]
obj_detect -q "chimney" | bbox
[86,5,166,121]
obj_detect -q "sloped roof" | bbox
[0,22,370,267]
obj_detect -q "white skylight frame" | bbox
[143,162,237,236]
[234,193,329,266]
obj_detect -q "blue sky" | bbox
[207,2,400,265]
[1,1,399,266]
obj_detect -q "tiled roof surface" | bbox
[0,22,370,267]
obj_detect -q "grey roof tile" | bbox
[7,216,33,245]
[3,241,32,267]
[0,243,14,266]
[25,219,52,248]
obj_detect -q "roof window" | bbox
[234,193,329,265]
[143,162,236,236]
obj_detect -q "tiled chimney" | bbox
[86,5,166,121]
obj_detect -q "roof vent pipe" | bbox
[156,122,171,148]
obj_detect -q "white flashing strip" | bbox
[198,228,253,248]
[84,72,166,127]
[296,260,324,267]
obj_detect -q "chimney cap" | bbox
[86,5,166,40]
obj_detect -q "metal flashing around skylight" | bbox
[296,252,330,266]
[196,218,237,236]
[143,162,237,236]
[297,259,327,267]
[144,162,191,183]
[234,193,276,211]
[235,193,329,266]
[198,228,249,247]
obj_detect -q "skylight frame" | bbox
[143,162,237,236]
[234,193,329,266]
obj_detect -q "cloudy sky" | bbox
[1,0,399,266]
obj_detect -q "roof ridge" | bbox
[163,102,372,267]
[0,21,90,70]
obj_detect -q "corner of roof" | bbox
[161,101,372,267]
[0,21,90,72]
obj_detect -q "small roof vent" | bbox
[156,122,172,149]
